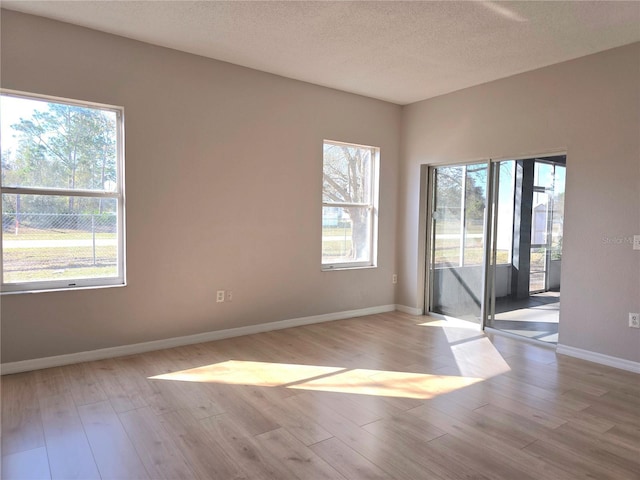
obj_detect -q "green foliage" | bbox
[435,165,487,224]
[1,100,117,215]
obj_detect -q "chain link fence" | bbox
[2,213,118,283]
[2,212,117,235]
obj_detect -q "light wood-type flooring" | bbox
[2,312,640,479]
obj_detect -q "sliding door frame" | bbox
[424,159,491,321]
[423,151,567,330]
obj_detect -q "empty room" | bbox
[1,2,639,479]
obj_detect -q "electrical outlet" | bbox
[629,313,640,328]
[226,290,233,302]
[216,290,225,303]
[392,274,398,284]
[634,235,640,251]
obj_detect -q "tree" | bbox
[323,144,372,260]
[8,102,117,214]
[434,165,487,233]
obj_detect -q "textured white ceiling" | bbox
[3,1,640,105]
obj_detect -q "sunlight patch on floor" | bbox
[419,318,512,378]
[149,360,484,400]
[449,337,512,378]
[288,368,482,399]
[150,361,343,387]
[419,317,482,330]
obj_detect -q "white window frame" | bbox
[0,89,126,293]
[321,139,379,270]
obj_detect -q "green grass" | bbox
[5,231,116,241]
[3,244,117,283]
[4,245,116,262]
[322,227,351,236]
[3,224,118,282]
[4,265,117,283]
[434,247,511,266]
[322,226,354,258]
[4,223,116,239]
[322,239,352,257]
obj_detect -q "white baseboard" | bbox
[556,344,640,374]
[395,304,423,315]
[1,304,396,375]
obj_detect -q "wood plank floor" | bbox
[2,312,639,479]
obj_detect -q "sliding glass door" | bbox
[485,157,565,343]
[428,163,489,323]
[427,156,566,344]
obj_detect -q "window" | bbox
[1,91,125,292]
[322,140,379,269]
[432,163,489,268]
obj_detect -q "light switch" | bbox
[634,235,640,250]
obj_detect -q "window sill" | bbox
[1,282,126,295]
[322,265,377,272]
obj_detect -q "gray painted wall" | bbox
[2,11,638,366]
[0,11,401,363]
[400,42,640,362]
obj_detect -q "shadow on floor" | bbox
[488,291,560,344]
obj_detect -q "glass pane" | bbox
[323,142,372,204]
[530,246,547,272]
[531,191,549,245]
[431,164,487,323]
[534,162,554,189]
[487,157,563,345]
[322,206,371,264]
[495,161,515,264]
[2,194,118,283]
[433,166,463,267]
[463,164,487,266]
[551,166,565,260]
[0,95,118,191]
[530,246,547,292]
[530,272,546,292]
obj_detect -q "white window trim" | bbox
[321,139,379,271]
[0,89,126,293]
